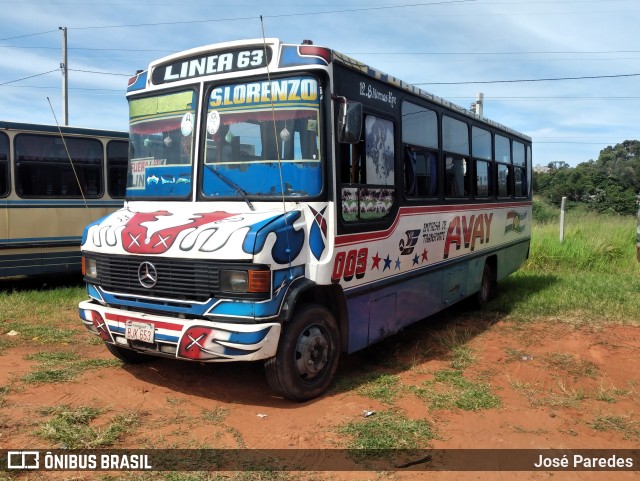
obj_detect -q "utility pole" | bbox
[475,92,484,117]
[60,26,68,125]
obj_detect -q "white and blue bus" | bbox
[78,39,532,401]
[0,121,127,278]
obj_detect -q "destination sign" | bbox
[151,47,272,84]
[209,77,318,108]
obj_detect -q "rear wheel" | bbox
[265,303,340,402]
[104,342,151,364]
[476,262,496,307]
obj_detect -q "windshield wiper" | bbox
[205,164,255,211]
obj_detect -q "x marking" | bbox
[186,333,206,351]
[128,233,141,248]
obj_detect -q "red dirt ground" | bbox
[1,294,639,481]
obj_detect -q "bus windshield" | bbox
[127,90,197,198]
[202,75,322,199]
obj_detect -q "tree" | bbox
[535,140,640,215]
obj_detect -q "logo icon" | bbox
[399,229,421,255]
[138,262,158,288]
[8,451,39,469]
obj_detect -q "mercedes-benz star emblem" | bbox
[138,261,158,288]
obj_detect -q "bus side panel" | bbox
[40,248,81,274]
[496,241,529,281]
[345,269,444,353]
[0,250,43,277]
[465,256,487,300]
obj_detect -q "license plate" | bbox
[125,320,155,344]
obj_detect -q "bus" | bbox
[78,39,532,401]
[0,121,128,277]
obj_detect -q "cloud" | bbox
[1,0,638,165]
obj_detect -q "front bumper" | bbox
[79,300,281,362]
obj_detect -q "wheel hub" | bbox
[294,326,329,380]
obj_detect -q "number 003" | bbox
[332,248,368,282]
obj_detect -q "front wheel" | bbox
[265,303,340,402]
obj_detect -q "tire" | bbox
[265,303,340,402]
[104,342,151,364]
[476,262,495,307]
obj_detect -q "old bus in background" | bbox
[78,39,532,401]
[0,121,127,277]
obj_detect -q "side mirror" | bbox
[337,100,362,144]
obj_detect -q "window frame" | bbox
[0,132,9,198]
[106,139,129,199]
[339,112,397,223]
[14,133,104,199]
[442,115,470,200]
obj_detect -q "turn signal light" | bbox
[248,270,271,293]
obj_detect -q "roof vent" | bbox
[302,39,313,45]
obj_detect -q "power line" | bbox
[0,69,59,87]
[68,68,131,77]
[0,29,57,42]
[349,50,640,56]
[0,45,173,52]
[67,0,475,30]
[417,72,640,85]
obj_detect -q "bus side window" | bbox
[445,155,469,197]
[340,115,395,222]
[15,134,103,198]
[107,140,128,198]
[404,145,438,197]
[497,163,513,197]
[513,140,527,197]
[474,159,493,198]
[0,133,8,196]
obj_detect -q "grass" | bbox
[201,406,230,423]
[35,405,140,448]
[0,282,86,351]
[355,373,402,405]
[339,408,436,450]
[411,369,501,411]
[489,199,640,325]
[543,352,599,379]
[22,350,121,384]
[589,412,640,441]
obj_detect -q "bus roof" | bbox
[329,49,532,142]
[0,120,128,139]
[132,38,531,142]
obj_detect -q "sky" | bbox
[1,0,639,168]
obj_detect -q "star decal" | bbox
[412,254,420,266]
[383,254,392,271]
[421,248,429,263]
[394,257,401,270]
[371,252,381,270]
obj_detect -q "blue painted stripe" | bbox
[227,327,270,345]
[3,200,122,208]
[0,250,80,277]
[0,236,81,246]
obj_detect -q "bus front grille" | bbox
[87,253,237,303]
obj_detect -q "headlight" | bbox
[220,270,248,293]
[83,257,98,279]
[220,269,270,294]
